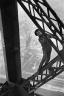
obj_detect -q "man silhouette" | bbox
[35,29,52,74]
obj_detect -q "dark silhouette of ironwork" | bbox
[0,0,64,96]
[17,0,64,94]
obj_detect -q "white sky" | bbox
[47,0,64,22]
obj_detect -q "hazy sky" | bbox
[47,0,64,22]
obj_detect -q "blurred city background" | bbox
[0,0,64,95]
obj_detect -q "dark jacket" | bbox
[39,35,52,54]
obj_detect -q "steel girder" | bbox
[17,0,64,94]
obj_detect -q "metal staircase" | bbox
[17,0,64,95]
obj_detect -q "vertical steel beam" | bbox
[1,0,21,83]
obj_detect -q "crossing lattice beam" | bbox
[17,0,64,94]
